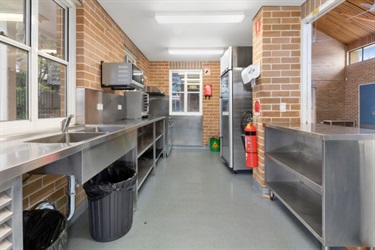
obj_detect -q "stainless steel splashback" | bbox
[149,96,169,117]
[76,88,129,124]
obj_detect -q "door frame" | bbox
[300,0,345,124]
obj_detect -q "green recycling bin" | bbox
[209,137,220,152]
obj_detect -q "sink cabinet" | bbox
[265,123,375,248]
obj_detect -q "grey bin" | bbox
[83,162,136,242]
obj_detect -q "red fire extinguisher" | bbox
[204,84,212,99]
[244,123,258,168]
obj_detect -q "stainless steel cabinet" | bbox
[265,123,375,248]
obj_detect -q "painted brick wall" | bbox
[312,29,346,122]
[252,6,301,187]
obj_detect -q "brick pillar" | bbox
[252,6,301,190]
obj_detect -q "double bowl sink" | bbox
[25,125,128,144]
[23,123,138,185]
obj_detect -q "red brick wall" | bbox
[252,6,301,187]
[202,62,221,144]
[148,61,221,145]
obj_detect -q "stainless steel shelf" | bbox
[155,133,163,141]
[266,152,322,194]
[137,135,154,158]
[136,118,166,192]
[137,158,154,190]
[155,149,163,162]
[268,181,322,242]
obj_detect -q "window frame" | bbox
[348,43,375,65]
[169,69,203,116]
[0,0,76,135]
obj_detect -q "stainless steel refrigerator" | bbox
[220,46,253,172]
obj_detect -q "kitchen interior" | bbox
[0,0,374,249]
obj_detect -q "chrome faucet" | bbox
[61,114,74,133]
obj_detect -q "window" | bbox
[363,44,375,61]
[38,0,68,118]
[124,48,136,64]
[170,70,202,115]
[0,0,30,122]
[0,0,76,133]
[349,43,375,65]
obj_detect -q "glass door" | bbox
[220,70,231,165]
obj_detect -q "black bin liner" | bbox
[23,209,67,250]
[83,162,136,242]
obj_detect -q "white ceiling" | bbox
[97,0,306,61]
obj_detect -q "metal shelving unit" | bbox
[136,119,165,191]
[265,123,375,248]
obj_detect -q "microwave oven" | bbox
[101,62,144,90]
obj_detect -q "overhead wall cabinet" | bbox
[265,123,375,248]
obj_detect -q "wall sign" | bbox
[255,19,261,36]
[254,100,260,116]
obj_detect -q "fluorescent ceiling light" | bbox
[168,49,224,55]
[0,13,23,22]
[155,13,245,24]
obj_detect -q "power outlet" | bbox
[118,105,122,110]
[280,103,286,112]
[97,103,103,110]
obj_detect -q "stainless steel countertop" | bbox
[264,123,375,140]
[0,116,165,183]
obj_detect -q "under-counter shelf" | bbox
[135,118,165,193]
[265,123,375,248]
[265,152,322,194]
[137,134,154,157]
[137,157,154,190]
[267,182,322,242]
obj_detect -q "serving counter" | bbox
[265,123,375,248]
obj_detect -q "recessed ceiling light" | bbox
[168,49,224,55]
[155,13,245,24]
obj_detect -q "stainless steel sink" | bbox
[77,125,128,133]
[25,132,106,143]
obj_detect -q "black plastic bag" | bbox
[83,163,136,201]
[23,209,67,250]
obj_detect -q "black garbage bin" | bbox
[83,162,136,242]
[23,209,67,250]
